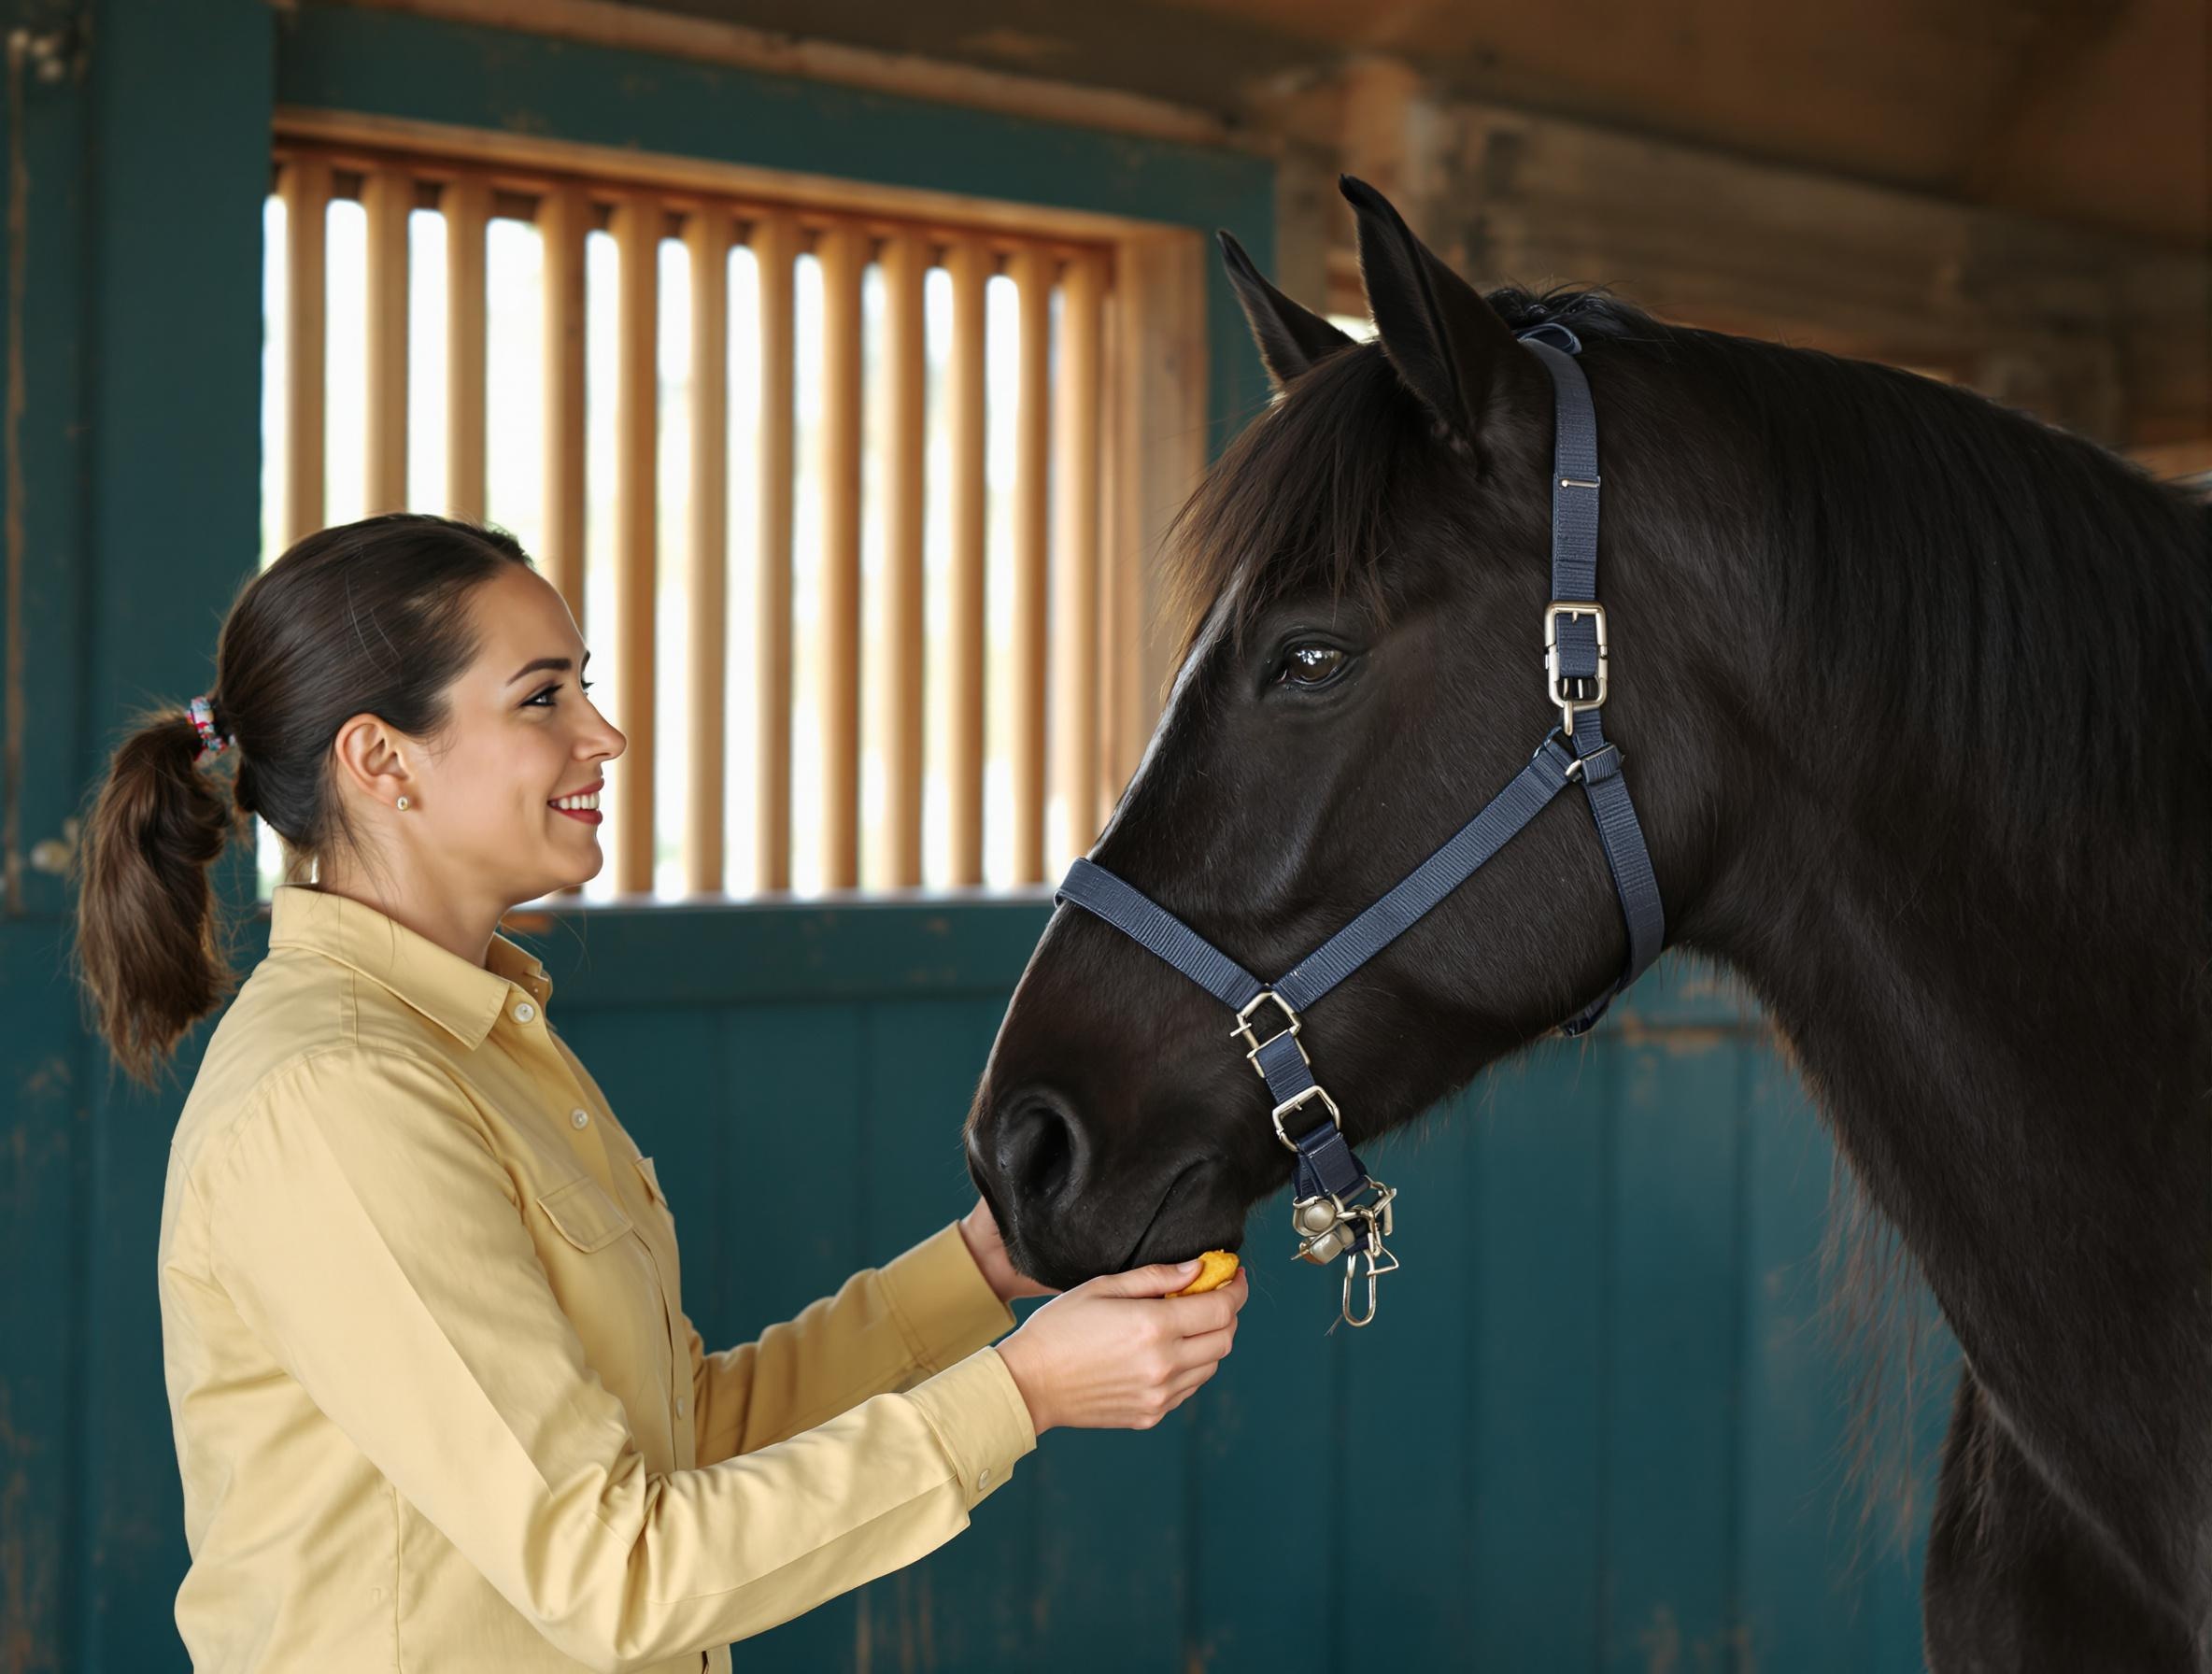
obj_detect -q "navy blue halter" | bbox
[1055,324,1664,1326]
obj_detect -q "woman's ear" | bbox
[1340,175,1536,447]
[331,712,417,809]
[1217,229,1356,391]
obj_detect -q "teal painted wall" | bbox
[0,3,1945,1667]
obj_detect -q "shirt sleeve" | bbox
[205,1046,1038,1674]
[686,1220,1018,1466]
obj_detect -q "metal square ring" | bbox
[1231,989,1302,1072]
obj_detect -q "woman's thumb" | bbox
[1094,1259,1203,1298]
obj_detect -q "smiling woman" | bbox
[296,559,630,956]
[66,510,1247,1672]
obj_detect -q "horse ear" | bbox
[1217,230,1355,390]
[1340,175,1526,442]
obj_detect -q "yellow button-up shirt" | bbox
[158,884,1036,1672]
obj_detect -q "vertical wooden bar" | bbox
[1049,251,1105,858]
[1111,233,1208,756]
[751,214,798,892]
[879,234,928,887]
[1009,248,1053,885]
[817,223,865,890]
[278,157,329,546]
[944,238,989,886]
[441,177,489,521]
[611,192,659,894]
[1097,275,1132,813]
[538,185,589,627]
[686,206,731,895]
[362,164,411,514]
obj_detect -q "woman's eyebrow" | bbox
[506,650,591,685]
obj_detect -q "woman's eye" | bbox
[525,678,593,709]
[1278,644,1347,687]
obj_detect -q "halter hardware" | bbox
[1544,600,1609,735]
[1270,1083,1341,1150]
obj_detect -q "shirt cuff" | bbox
[905,1346,1037,1509]
[877,1221,1018,1377]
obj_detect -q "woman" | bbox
[75,513,1247,1672]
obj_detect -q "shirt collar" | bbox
[267,885,554,1050]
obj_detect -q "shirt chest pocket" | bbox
[535,1173,634,1254]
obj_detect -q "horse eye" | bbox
[1279,644,1346,687]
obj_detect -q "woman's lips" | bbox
[550,781,604,825]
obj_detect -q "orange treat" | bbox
[1169,1250,1241,1297]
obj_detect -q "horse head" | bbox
[967,180,1732,1289]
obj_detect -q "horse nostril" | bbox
[996,1091,1084,1209]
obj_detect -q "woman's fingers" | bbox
[1161,1273,1246,1335]
[1163,1364,1219,1411]
[1170,1321,1238,1371]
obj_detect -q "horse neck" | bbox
[1662,462,2212,1398]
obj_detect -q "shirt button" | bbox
[675,1396,687,1416]
[512,1000,538,1024]
[978,1467,991,1489]
[570,1108,589,1129]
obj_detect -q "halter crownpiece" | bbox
[1056,322,1665,1329]
[188,695,234,761]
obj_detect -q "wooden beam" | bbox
[1008,248,1051,885]
[943,237,989,886]
[276,111,1188,262]
[1957,0,2137,200]
[1107,231,1208,763]
[441,177,489,520]
[817,223,866,890]
[333,0,1234,150]
[362,164,411,513]
[686,206,731,894]
[537,184,589,627]
[611,192,659,894]
[1049,251,1105,860]
[751,213,798,892]
[878,233,929,887]
[278,158,329,547]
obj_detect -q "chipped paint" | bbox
[0,1378,59,1674]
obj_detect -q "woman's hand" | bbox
[993,1260,1249,1435]
[957,1196,1057,1303]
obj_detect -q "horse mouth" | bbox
[1118,1156,1236,1271]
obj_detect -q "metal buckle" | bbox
[1269,1083,1341,1151]
[1231,989,1304,1077]
[1543,601,1609,736]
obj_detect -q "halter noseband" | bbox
[1055,324,1665,1328]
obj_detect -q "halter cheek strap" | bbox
[1056,323,1664,1327]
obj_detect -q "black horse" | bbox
[965,178,2212,1667]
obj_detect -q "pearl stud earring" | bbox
[396,796,410,811]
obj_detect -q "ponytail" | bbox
[74,702,244,1085]
[69,512,532,1085]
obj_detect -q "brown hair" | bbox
[73,513,532,1084]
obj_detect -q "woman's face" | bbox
[407,564,627,906]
